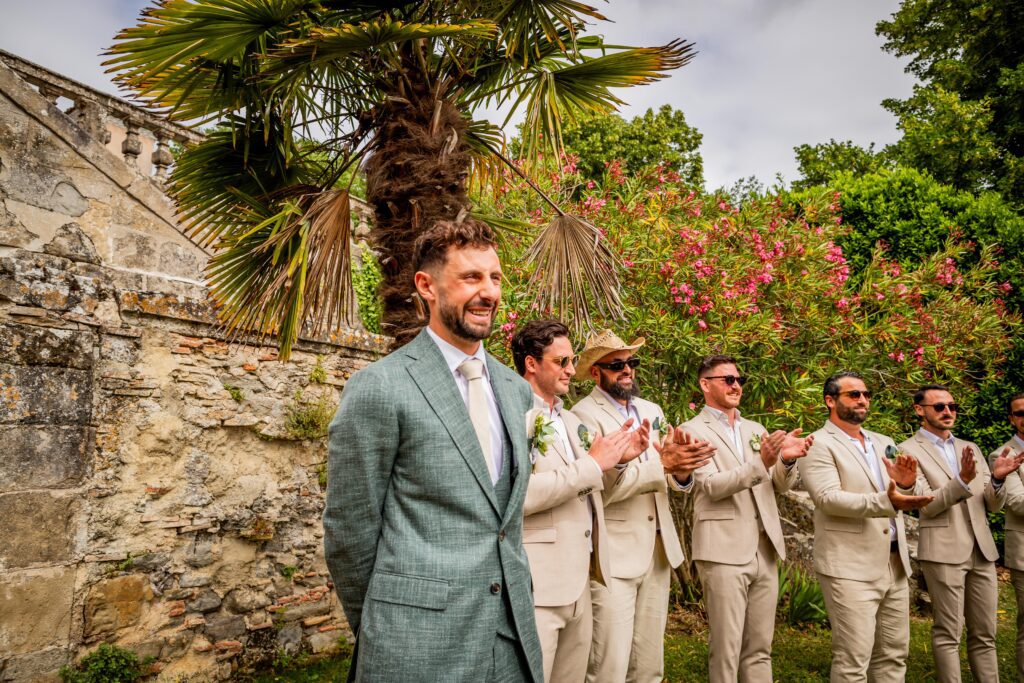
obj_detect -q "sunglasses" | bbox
[594,357,641,372]
[705,374,746,387]
[543,354,576,369]
[921,402,959,413]
[1012,410,1024,418]
[838,390,872,400]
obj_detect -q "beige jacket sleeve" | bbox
[798,439,900,518]
[992,446,1024,516]
[694,457,770,502]
[524,457,604,516]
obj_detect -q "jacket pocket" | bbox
[824,517,863,533]
[523,527,557,544]
[524,511,553,529]
[368,572,449,611]
[919,515,950,528]
[697,508,735,521]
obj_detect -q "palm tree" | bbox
[106,0,694,357]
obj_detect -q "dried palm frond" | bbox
[206,188,357,359]
[523,213,623,334]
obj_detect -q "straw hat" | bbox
[575,329,645,377]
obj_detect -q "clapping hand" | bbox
[959,446,977,484]
[886,480,935,511]
[654,425,715,479]
[759,429,813,468]
[619,418,651,464]
[992,447,1024,480]
[882,452,918,489]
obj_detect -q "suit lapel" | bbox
[405,332,500,515]
[700,408,743,467]
[916,433,954,479]
[826,423,881,491]
[592,391,627,428]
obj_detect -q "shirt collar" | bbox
[919,427,955,448]
[705,404,741,428]
[1013,434,1024,451]
[830,420,871,446]
[597,386,635,414]
[532,392,564,417]
[426,326,488,378]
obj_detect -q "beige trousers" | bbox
[921,546,998,683]
[817,552,909,683]
[586,535,671,683]
[1012,568,1024,683]
[535,587,593,683]
[696,534,778,683]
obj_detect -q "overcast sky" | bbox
[0,0,917,190]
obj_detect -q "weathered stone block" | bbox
[204,614,246,642]
[224,587,271,614]
[43,222,99,264]
[0,323,95,369]
[276,623,302,655]
[278,600,331,622]
[308,631,340,654]
[186,588,222,613]
[0,363,92,425]
[83,574,152,639]
[0,425,92,492]
[0,491,80,568]
[0,645,70,681]
[0,567,74,655]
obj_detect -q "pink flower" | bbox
[688,402,697,411]
[697,319,708,331]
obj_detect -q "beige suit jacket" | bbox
[798,422,919,581]
[570,389,686,578]
[900,432,1003,564]
[524,406,611,607]
[992,437,1024,570]
[684,407,797,564]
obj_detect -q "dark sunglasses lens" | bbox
[726,376,747,387]
[626,358,641,369]
[938,403,959,412]
[1014,410,1024,418]
[848,390,871,399]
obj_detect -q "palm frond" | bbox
[206,188,357,359]
[489,0,605,61]
[104,0,311,115]
[509,39,696,162]
[523,214,623,334]
[273,18,498,64]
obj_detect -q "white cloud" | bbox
[0,0,918,188]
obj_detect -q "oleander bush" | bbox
[485,157,1018,441]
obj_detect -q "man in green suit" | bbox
[324,219,543,682]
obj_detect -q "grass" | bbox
[234,582,1020,682]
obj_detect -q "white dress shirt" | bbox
[426,327,504,483]
[705,405,744,457]
[919,428,971,492]
[1014,435,1024,452]
[838,425,895,540]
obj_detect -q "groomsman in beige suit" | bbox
[571,329,715,683]
[798,371,934,683]
[511,320,649,682]
[991,392,1024,681]
[899,384,1021,683]
[682,355,813,683]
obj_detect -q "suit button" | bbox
[882,529,888,535]
[490,582,501,595]
[498,531,506,542]
[584,530,591,537]
[648,515,655,521]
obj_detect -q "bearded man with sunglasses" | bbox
[798,371,934,683]
[682,355,813,683]
[897,384,1021,682]
[570,329,715,683]
[991,392,1024,681]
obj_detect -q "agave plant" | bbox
[106,0,695,357]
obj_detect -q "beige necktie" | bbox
[457,358,496,482]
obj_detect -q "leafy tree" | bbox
[792,139,886,190]
[559,104,703,187]
[106,0,694,354]
[882,85,1001,193]
[877,0,1024,203]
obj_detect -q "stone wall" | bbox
[0,59,386,681]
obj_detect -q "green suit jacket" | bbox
[323,329,543,681]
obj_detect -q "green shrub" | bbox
[777,564,829,626]
[284,390,335,440]
[223,383,244,403]
[308,356,328,384]
[353,249,383,335]
[59,643,142,683]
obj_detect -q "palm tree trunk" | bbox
[365,53,472,347]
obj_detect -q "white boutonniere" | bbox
[577,423,593,451]
[652,416,669,440]
[749,433,762,452]
[526,409,556,470]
